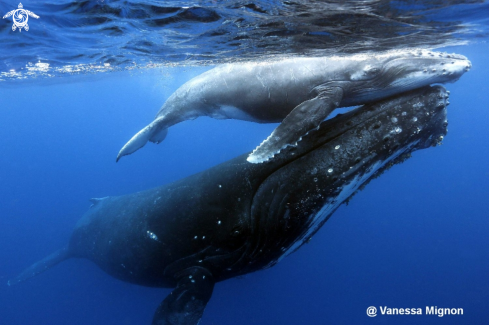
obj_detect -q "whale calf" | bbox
[116,50,469,163]
[11,86,449,324]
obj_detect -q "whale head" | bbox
[349,50,471,102]
[248,85,449,267]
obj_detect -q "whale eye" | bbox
[231,225,244,237]
[365,66,380,77]
[351,64,381,81]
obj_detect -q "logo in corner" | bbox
[3,3,39,32]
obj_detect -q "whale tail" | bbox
[8,246,71,286]
[116,117,168,162]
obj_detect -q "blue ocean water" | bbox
[1,1,489,324]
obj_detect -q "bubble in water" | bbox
[393,127,402,134]
[147,231,159,241]
[328,168,333,173]
[413,117,418,122]
[401,112,407,116]
[313,178,318,182]
[335,145,341,150]
[391,117,398,123]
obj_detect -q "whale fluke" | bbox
[8,247,71,286]
[117,117,168,162]
[117,125,153,162]
[149,127,168,144]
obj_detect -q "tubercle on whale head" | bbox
[362,50,471,93]
[320,85,449,171]
[246,86,450,268]
[254,85,449,169]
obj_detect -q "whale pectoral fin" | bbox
[247,87,344,163]
[152,267,214,325]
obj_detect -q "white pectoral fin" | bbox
[247,87,344,164]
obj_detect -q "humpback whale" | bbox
[11,86,449,324]
[116,50,469,163]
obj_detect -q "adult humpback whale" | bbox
[11,86,449,324]
[116,50,469,163]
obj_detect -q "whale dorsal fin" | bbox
[89,196,109,206]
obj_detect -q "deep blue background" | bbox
[1,42,488,324]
